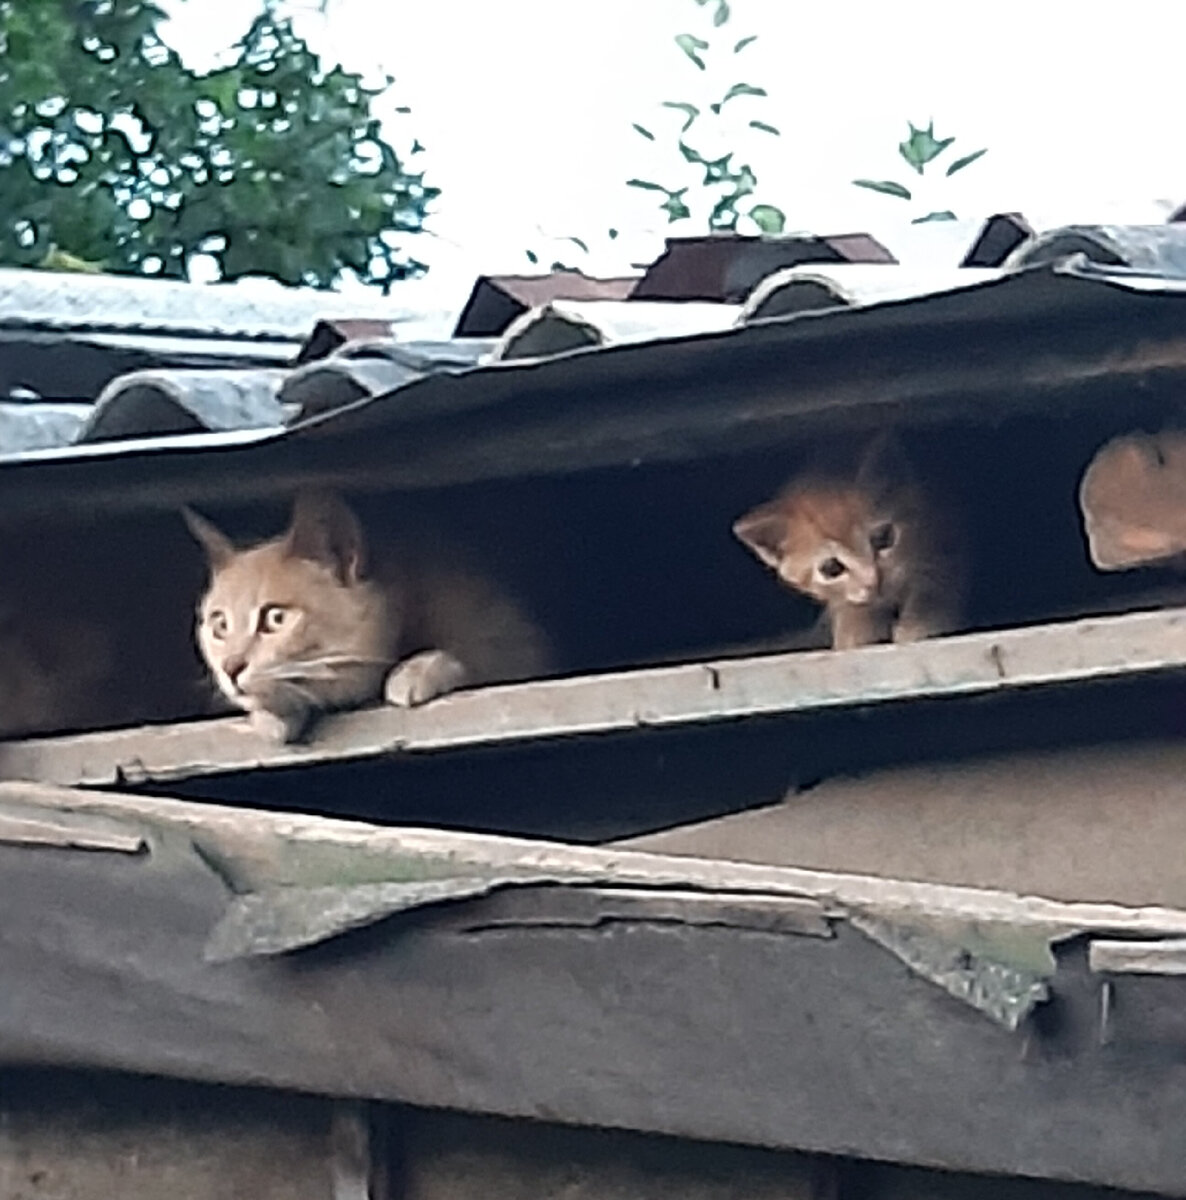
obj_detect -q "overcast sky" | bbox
[161,0,1186,300]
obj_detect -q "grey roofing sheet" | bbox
[2,223,1186,511]
[0,265,421,342]
[0,253,1181,517]
[68,336,495,447]
[0,400,90,454]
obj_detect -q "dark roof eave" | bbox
[0,261,1183,519]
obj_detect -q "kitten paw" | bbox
[248,707,308,744]
[892,616,941,644]
[829,603,890,650]
[384,650,468,708]
[892,625,923,644]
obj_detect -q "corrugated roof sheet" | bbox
[2,220,1186,479]
[0,265,422,342]
[454,273,639,337]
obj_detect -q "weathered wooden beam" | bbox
[1089,936,1186,975]
[400,1109,837,1200]
[9,780,1186,938]
[0,1071,343,1200]
[4,606,1186,789]
[623,739,1186,910]
[4,805,1186,1195]
[4,784,1186,1192]
[329,1102,382,1200]
[0,809,145,853]
[1079,431,1186,569]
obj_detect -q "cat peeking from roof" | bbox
[183,489,552,743]
[732,434,966,650]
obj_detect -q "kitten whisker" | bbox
[267,678,321,706]
[300,654,391,669]
[258,654,390,683]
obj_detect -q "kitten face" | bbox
[735,486,902,607]
[733,435,963,647]
[186,492,398,717]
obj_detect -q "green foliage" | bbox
[853,179,912,201]
[898,120,953,174]
[0,0,436,289]
[853,120,986,224]
[627,0,785,235]
[519,0,789,270]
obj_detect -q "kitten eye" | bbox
[870,522,897,553]
[259,604,289,633]
[207,610,228,639]
[818,557,847,580]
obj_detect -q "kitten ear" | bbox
[182,507,235,568]
[856,431,914,492]
[733,501,790,569]
[284,489,367,584]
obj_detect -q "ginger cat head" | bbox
[733,436,941,613]
[184,491,397,716]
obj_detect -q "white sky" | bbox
[161,0,1186,305]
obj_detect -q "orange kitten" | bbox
[733,437,965,650]
[184,490,552,743]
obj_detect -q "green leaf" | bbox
[899,120,954,175]
[748,204,786,234]
[701,151,734,183]
[853,178,912,200]
[946,147,987,177]
[526,249,539,264]
[564,236,589,253]
[733,34,758,52]
[660,189,691,222]
[912,210,958,224]
[713,1,731,26]
[677,141,706,165]
[749,120,780,136]
[0,3,435,289]
[626,178,669,191]
[608,228,619,239]
[719,82,767,106]
[632,123,656,141]
[661,101,699,132]
[710,192,741,231]
[674,33,709,69]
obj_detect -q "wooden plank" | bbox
[4,606,1186,788]
[449,887,835,937]
[0,810,145,853]
[400,1109,836,1200]
[401,1111,1139,1199]
[850,1160,1158,1200]
[1089,937,1186,975]
[329,1103,380,1200]
[0,1070,339,1200]
[623,739,1186,910]
[5,829,1186,1195]
[9,780,1186,940]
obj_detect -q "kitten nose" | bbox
[224,655,248,687]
